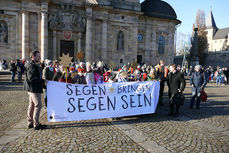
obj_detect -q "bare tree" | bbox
[191,9,208,64]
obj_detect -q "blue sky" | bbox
[140,0,229,34]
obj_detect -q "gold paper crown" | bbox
[97,61,104,67]
[86,61,91,67]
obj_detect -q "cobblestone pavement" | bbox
[0,74,229,152]
[124,82,229,153]
[0,74,28,137]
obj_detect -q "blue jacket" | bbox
[190,71,207,94]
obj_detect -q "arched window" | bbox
[0,20,8,43]
[158,35,165,54]
[117,31,124,51]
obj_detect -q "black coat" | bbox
[52,71,63,81]
[10,63,17,72]
[225,70,229,77]
[168,71,186,97]
[24,60,43,93]
[73,74,86,84]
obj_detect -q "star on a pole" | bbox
[132,61,138,71]
[59,53,73,67]
[76,51,84,60]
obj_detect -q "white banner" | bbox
[47,81,160,122]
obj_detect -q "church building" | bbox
[0,0,180,66]
[206,10,229,52]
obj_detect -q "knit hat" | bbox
[97,61,104,67]
[86,61,91,68]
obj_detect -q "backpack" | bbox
[17,65,22,72]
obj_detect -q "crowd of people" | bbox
[8,59,25,82]
[1,50,228,130]
[0,59,8,70]
[187,65,229,85]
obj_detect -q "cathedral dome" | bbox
[141,0,179,22]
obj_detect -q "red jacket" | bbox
[59,77,73,83]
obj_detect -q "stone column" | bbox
[40,2,48,61]
[53,30,57,60]
[145,22,151,64]
[78,32,82,52]
[22,11,29,60]
[132,23,138,63]
[77,32,82,62]
[85,7,93,62]
[101,19,108,63]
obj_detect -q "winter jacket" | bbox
[43,67,54,81]
[73,74,86,84]
[85,72,96,85]
[10,63,17,72]
[155,64,168,82]
[24,60,43,93]
[168,71,186,96]
[190,71,207,94]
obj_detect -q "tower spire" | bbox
[206,9,217,29]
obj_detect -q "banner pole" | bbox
[65,66,68,83]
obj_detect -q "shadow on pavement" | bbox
[0,81,24,91]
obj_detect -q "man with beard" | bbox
[24,51,47,130]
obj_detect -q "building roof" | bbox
[206,10,217,29]
[141,0,179,22]
[213,27,229,40]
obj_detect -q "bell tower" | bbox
[205,10,218,52]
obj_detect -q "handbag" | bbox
[170,92,185,105]
[200,91,207,102]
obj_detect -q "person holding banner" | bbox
[52,65,64,81]
[42,60,54,107]
[24,51,47,130]
[168,64,186,117]
[96,61,105,84]
[73,68,86,84]
[59,70,73,83]
[155,60,169,106]
[85,62,96,85]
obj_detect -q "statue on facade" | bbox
[73,15,86,30]
[117,31,124,51]
[48,14,58,29]
[48,4,86,32]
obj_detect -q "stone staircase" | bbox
[0,70,11,75]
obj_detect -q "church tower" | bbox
[206,10,218,52]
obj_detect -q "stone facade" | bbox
[0,0,179,67]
